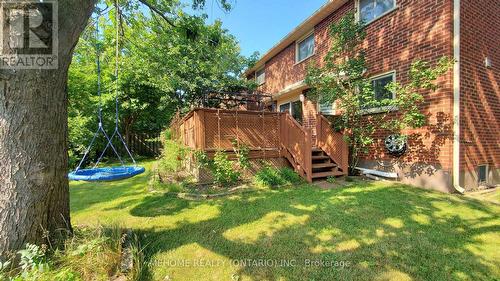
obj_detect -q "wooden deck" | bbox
[171,108,348,182]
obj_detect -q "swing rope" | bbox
[75,3,137,172]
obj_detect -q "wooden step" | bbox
[312,171,344,179]
[312,147,322,152]
[312,162,337,169]
[312,155,330,160]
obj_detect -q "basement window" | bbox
[478,165,488,183]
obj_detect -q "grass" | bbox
[70,160,500,281]
[466,188,500,205]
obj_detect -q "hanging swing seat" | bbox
[68,7,145,183]
[69,166,145,182]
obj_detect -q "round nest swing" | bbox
[68,7,145,182]
[68,166,145,182]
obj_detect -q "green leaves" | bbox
[211,151,241,186]
[409,56,455,91]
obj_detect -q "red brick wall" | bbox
[361,0,454,173]
[460,0,500,183]
[302,98,318,143]
[250,0,455,175]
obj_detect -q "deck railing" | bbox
[171,108,282,158]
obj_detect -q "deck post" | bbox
[217,109,221,149]
[198,109,206,150]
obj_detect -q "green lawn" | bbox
[70,160,500,281]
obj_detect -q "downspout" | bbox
[453,0,465,194]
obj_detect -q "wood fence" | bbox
[127,133,162,157]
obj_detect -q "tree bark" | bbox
[0,0,95,259]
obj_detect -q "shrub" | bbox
[254,166,302,188]
[163,128,173,140]
[231,140,250,171]
[279,167,302,183]
[157,138,188,175]
[211,151,240,186]
[194,150,210,169]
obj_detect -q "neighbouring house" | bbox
[243,0,499,192]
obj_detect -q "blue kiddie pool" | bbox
[68,166,145,182]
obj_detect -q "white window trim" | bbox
[317,97,337,116]
[295,30,315,64]
[361,70,398,115]
[355,0,398,26]
[255,66,266,86]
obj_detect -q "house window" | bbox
[280,100,303,124]
[362,72,395,109]
[255,67,265,85]
[319,99,335,115]
[291,100,303,124]
[373,73,394,101]
[279,103,291,113]
[296,33,315,63]
[478,165,488,183]
[358,0,396,24]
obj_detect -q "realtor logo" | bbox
[0,0,58,69]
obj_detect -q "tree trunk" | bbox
[0,1,95,259]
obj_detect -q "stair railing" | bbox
[316,114,349,174]
[280,113,313,182]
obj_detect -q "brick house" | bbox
[244,0,499,192]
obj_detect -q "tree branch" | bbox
[137,0,176,27]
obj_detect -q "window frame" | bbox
[477,165,488,184]
[255,66,266,86]
[279,99,303,124]
[279,102,291,114]
[295,31,315,64]
[361,70,397,114]
[356,0,397,25]
[318,97,336,116]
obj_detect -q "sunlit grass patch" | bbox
[223,211,309,244]
[149,243,239,281]
[374,269,412,281]
[382,218,404,229]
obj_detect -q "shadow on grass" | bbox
[130,193,189,217]
[128,183,499,281]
